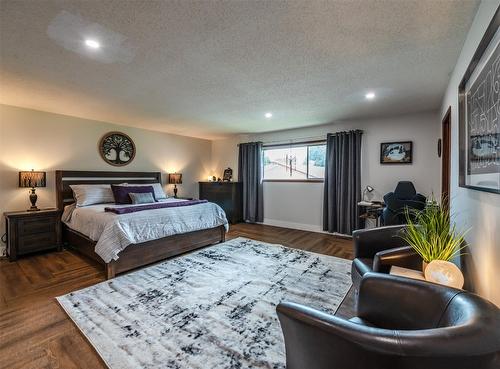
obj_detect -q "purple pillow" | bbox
[111,185,156,204]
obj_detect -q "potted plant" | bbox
[401,197,467,273]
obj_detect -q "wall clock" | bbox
[99,131,136,166]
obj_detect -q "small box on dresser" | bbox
[199,182,243,224]
[4,208,62,261]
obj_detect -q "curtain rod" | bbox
[236,135,326,147]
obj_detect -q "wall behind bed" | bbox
[0,104,212,256]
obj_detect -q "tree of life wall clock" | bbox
[458,7,500,194]
[99,132,136,166]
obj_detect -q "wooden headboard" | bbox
[55,170,162,210]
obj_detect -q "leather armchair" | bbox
[351,225,421,293]
[382,181,426,225]
[277,273,500,369]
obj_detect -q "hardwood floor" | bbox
[0,223,354,369]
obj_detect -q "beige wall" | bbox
[440,0,500,306]
[212,111,441,232]
[0,104,212,255]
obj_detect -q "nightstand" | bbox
[4,208,62,261]
[175,196,194,200]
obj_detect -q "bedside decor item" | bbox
[4,208,62,261]
[19,169,46,211]
[425,260,464,289]
[168,172,182,198]
[223,167,233,181]
[380,141,412,164]
[401,197,467,273]
[99,131,136,167]
[458,7,499,194]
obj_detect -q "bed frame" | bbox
[56,170,226,279]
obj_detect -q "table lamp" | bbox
[168,173,182,198]
[19,169,46,211]
[363,185,374,201]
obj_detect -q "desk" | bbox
[358,201,385,227]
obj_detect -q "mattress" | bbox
[62,198,229,263]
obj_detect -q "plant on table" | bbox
[401,196,467,271]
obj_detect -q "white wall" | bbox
[0,104,212,256]
[440,0,499,306]
[212,111,441,232]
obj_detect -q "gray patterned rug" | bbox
[57,237,352,369]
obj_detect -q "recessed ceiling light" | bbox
[85,39,100,49]
[265,112,273,118]
[365,92,375,100]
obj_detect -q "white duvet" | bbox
[62,198,229,263]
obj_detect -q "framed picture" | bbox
[458,7,499,194]
[380,141,412,164]
[223,167,233,181]
[99,131,136,166]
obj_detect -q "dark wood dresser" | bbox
[199,182,243,224]
[4,208,62,261]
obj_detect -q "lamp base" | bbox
[28,188,39,211]
[173,185,178,198]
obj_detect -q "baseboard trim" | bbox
[261,218,351,238]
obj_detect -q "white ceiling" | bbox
[0,0,479,139]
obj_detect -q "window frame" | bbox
[262,140,326,183]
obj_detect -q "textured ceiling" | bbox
[0,0,479,139]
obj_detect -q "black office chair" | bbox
[382,181,426,225]
[277,273,500,369]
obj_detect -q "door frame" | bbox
[441,106,451,209]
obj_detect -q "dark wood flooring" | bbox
[0,223,354,369]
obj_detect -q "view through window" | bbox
[263,143,326,180]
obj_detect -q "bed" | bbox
[56,170,227,279]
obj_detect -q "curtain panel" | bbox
[238,142,264,223]
[323,130,363,235]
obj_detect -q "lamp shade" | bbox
[168,173,182,184]
[19,170,46,188]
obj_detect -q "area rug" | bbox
[57,237,352,369]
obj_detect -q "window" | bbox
[263,143,326,181]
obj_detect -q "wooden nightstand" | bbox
[4,208,62,261]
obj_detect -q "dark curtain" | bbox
[323,130,363,235]
[238,142,264,223]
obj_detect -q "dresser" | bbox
[199,182,243,224]
[4,208,62,261]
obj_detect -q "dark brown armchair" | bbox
[351,225,421,293]
[277,273,500,369]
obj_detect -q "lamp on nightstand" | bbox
[168,172,182,198]
[19,169,46,211]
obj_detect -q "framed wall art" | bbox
[458,7,500,194]
[99,131,136,166]
[380,141,413,164]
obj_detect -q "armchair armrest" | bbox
[373,245,421,273]
[352,225,408,258]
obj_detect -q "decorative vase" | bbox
[424,260,464,289]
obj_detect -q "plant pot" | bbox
[422,261,429,273]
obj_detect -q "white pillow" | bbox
[70,184,115,207]
[123,182,167,200]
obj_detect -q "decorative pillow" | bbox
[70,184,115,207]
[111,185,156,204]
[129,192,156,204]
[123,182,167,200]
